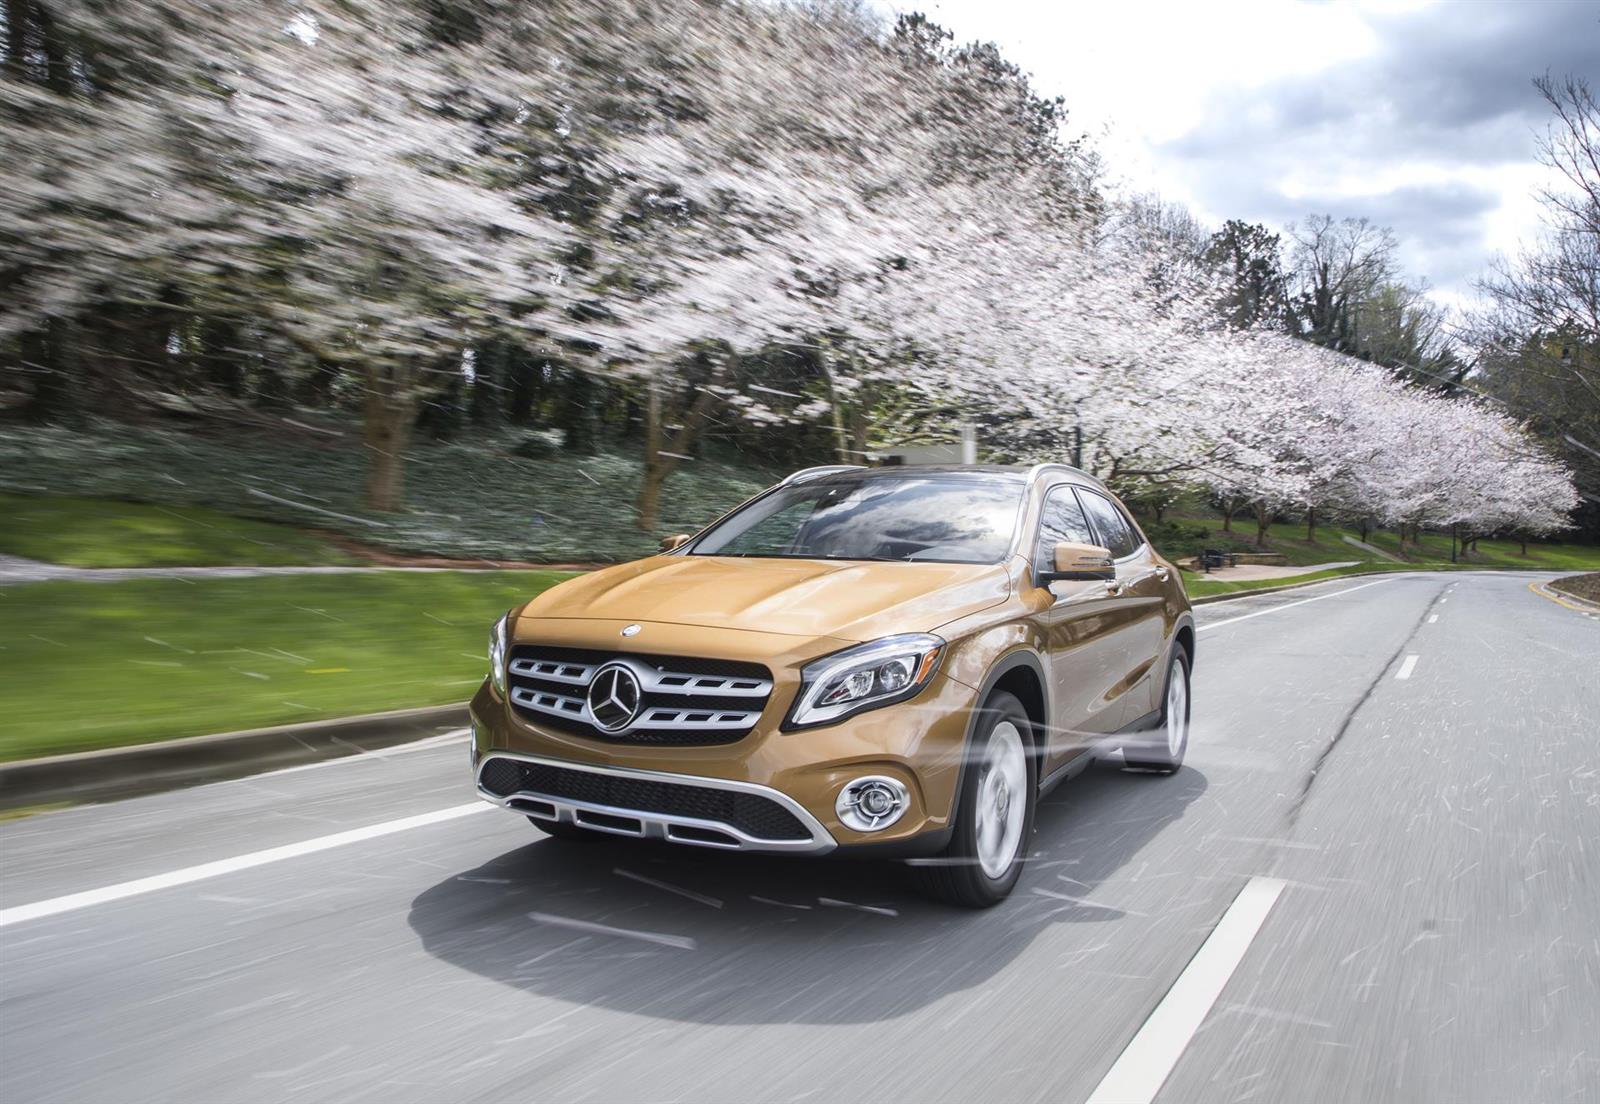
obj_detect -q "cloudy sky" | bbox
[871,0,1600,308]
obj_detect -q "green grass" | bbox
[0,494,357,568]
[1161,513,1600,573]
[1362,529,1600,571]
[0,569,574,761]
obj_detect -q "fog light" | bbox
[836,776,909,832]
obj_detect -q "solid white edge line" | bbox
[1086,876,1287,1104]
[242,728,469,782]
[1395,654,1419,680]
[0,803,491,928]
[1197,578,1393,633]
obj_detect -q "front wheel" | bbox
[912,690,1036,908]
[1124,647,1190,773]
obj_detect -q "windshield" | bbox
[689,476,1024,564]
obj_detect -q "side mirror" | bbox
[1041,541,1114,583]
[658,533,691,553]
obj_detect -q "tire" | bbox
[912,690,1037,908]
[528,817,605,841]
[1123,646,1190,773]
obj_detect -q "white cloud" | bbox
[869,0,1595,305]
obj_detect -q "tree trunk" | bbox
[639,376,667,532]
[20,316,77,423]
[200,317,244,397]
[636,359,730,531]
[1306,506,1316,542]
[849,401,870,465]
[817,344,852,464]
[470,339,502,427]
[1154,502,1167,523]
[562,368,599,455]
[506,348,535,425]
[1520,536,1528,556]
[1220,501,1234,533]
[362,361,419,511]
[1254,504,1271,548]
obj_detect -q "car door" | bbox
[1031,483,1133,778]
[1074,487,1168,727]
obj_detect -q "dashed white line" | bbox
[0,803,491,928]
[1086,876,1287,1104]
[1396,655,1420,680]
[1428,614,1438,623]
[1198,579,1393,633]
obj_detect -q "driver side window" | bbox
[1034,485,1096,574]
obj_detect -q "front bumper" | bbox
[469,634,981,855]
[475,750,838,854]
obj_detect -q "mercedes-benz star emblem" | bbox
[620,624,642,637]
[586,663,642,732]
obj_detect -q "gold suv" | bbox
[470,464,1194,906]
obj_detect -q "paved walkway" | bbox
[1341,534,1405,562]
[0,555,453,586]
[1196,559,1359,582]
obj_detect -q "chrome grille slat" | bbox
[508,658,596,686]
[506,646,774,745]
[634,667,771,697]
[637,706,761,730]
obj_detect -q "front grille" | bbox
[506,645,773,746]
[478,757,811,841]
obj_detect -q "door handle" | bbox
[1104,578,1126,596]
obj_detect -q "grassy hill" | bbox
[3,422,1594,573]
[0,422,781,564]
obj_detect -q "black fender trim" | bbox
[953,648,1050,809]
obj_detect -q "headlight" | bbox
[786,633,944,729]
[489,612,510,696]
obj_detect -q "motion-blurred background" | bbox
[2,0,1597,770]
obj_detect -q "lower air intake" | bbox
[478,757,811,842]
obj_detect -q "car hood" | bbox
[521,555,1012,643]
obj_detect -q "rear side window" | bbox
[1076,489,1140,559]
[1034,485,1096,572]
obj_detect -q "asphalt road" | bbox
[2,571,1597,1103]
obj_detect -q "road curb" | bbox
[1533,577,1600,616]
[1190,569,1399,605]
[0,703,468,811]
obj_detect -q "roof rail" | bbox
[781,464,867,485]
[1025,462,1095,486]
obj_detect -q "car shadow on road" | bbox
[407,760,1206,1025]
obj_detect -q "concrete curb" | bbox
[1190,569,1399,605]
[1535,577,1600,615]
[0,702,468,811]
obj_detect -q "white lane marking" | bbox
[1198,579,1393,633]
[241,729,467,782]
[1428,614,1438,623]
[1395,655,1419,680]
[1087,876,1286,1104]
[0,803,491,928]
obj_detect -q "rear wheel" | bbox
[912,691,1036,908]
[528,817,604,841]
[1124,647,1190,772]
